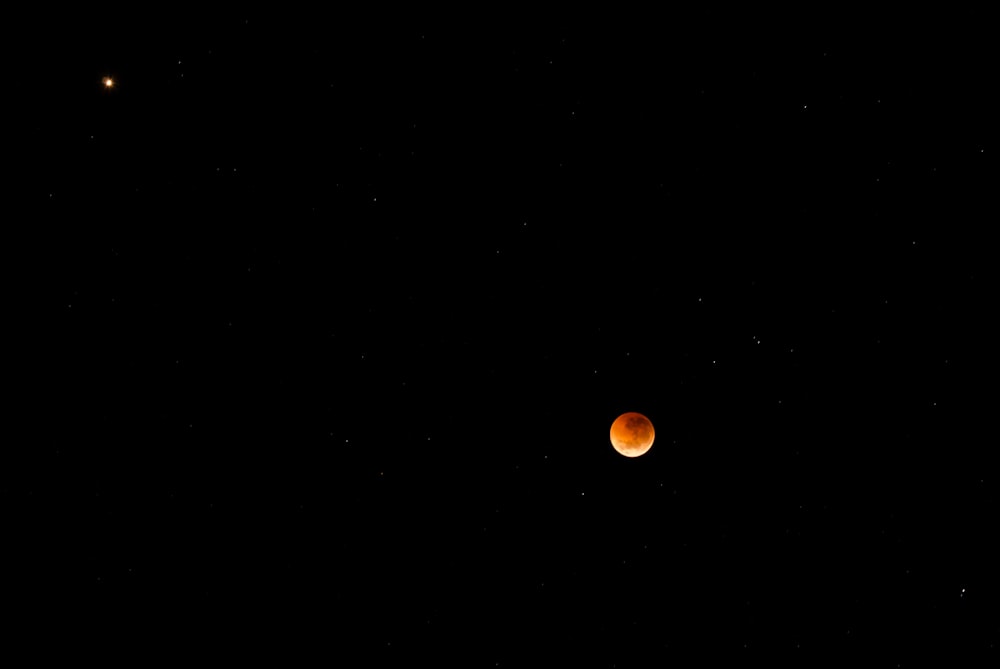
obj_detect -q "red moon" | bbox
[610,412,654,457]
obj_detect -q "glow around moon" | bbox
[610,412,654,457]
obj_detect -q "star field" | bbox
[12,10,998,665]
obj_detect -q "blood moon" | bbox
[610,412,654,457]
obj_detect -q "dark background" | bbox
[12,10,996,664]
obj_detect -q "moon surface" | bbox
[610,412,654,457]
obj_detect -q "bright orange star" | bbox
[103,77,114,89]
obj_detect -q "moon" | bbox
[610,412,654,457]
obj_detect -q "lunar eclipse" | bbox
[610,412,654,457]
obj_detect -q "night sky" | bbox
[17,11,997,664]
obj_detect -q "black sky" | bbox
[13,11,997,665]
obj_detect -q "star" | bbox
[103,77,114,89]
